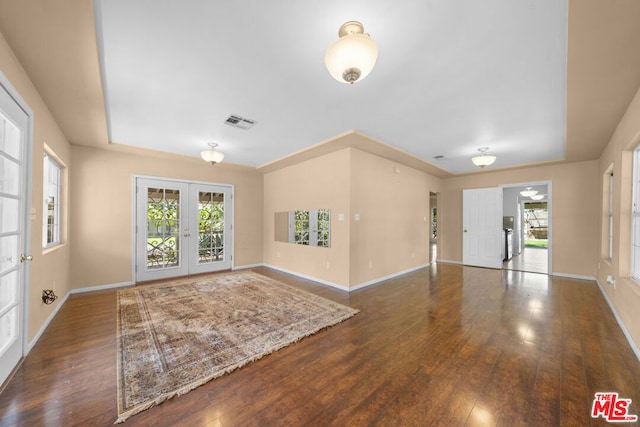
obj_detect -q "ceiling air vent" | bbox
[224,114,256,130]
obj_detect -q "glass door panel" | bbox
[146,188,181,269]
[136,180,189,282]
[0,82,29,386]
[188,183,232,275]
[197,191,225,263]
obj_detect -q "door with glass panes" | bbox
[0,79,31,386]
[135,178,232,282]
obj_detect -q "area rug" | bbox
[115,270,358,423]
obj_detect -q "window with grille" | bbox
[42,153,61,248]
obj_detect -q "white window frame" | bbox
[608,170,614,261]
[42,153,61,249]
[632,146,640,284]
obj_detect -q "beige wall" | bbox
[349,149,441,286]
[70,145,263,288]
[263,148,351,287]
[0,31,72,341]
[263,147,443,289]
[597,86,640,352]
[439,160,600,277]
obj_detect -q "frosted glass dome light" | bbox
[324,21,378,84]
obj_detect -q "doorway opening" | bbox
[501,183,551,274]
[429,192,439,264]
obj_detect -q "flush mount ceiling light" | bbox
[530,194,545,201]
[324,21,378,84]
[200,143,224,165]
[471,147,497,168]
[520,187,538,197]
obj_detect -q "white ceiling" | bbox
[95,0,568,174]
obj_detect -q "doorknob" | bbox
[464,229,468,233]
[20,254,33,262]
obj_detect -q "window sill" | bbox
[42,243,65,256]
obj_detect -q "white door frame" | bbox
[500,181,553,274]
[132,175,234,283]
[0,71,34,370]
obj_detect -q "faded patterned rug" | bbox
[116,270,358,423]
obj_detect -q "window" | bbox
[287,209,331,247]
[632,146,640,283]
[609,172,614,260]
[602,165,614,261]
[43,153,61,248]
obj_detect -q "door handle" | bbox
[20,254,33,262]
[464,229,468,233]
[183,234,190,237]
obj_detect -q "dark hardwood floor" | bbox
[1,264,639,426]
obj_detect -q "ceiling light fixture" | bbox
[200,143,224,165]
[520,187,538,197]
[530,194,545,201]
[471,147,497,168]
[324,21,378,84]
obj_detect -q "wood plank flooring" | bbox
[1,264,639,426]
[504,248,548,274]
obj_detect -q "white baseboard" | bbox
[263,263,432,293]
[27,281,132,353]
[28,292,70,352]
[349,263,431,291]
[551,272,597,281]
[437,259,463,265]
[262,264,349,291]
[233,263,263,270]
[595,279,640,363]
[69,281,132,294]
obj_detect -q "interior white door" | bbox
[0,82,30,385]
[135,178,233,282]
[463,187,503,269]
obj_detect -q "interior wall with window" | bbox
[263,148,351,287]
[263,146,443,289]
[597,86,640,353]
[0,32,72,341]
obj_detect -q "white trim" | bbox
[263,263,431,293]
[233,263,263,270]
[349,263,431,291]
[69,281,132,294]
[595,279,640,363]
[26,280,131,353]
[437,259,463,265]
[27,293,69,352]
[551,272,596,281]
[263,264,349,291]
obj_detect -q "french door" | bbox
[0,80,31,386]
[135,178,233,282]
